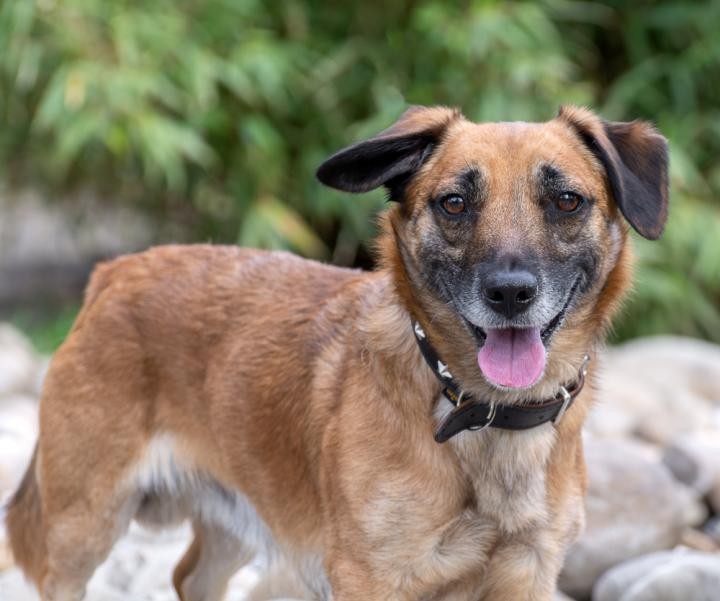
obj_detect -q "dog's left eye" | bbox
[441,195,466,215]
[556,192,584,213]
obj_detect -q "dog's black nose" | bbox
[482,269,538,319]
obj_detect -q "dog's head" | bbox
[317,106,668,397]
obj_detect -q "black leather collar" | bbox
[411,321,589,443]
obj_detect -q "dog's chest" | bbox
[436,399,557,533]
[353,406,558,596]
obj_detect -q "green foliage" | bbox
[10,304,79,354]
[1,0,719,341]
[613,199,720,343]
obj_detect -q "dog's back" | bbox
[5,244,365,599]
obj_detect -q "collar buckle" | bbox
[467,400,497,432]
[553,354,590,426]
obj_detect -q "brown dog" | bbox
[6,106,668,601]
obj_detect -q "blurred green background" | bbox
[1,0,719,352]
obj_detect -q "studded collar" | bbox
[411,321,589,443]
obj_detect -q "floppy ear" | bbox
[558,106,669,240]
[316,106,461,198]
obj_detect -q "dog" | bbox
[6,105,668,601]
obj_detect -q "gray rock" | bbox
[662,431,720,510]
[0,324,39,397]
[704,516,720,546]
[559,438,692,599]
[0,189,153,268]
[593,549,720,601]
[0,188,175,311]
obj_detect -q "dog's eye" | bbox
[441,195,466,215]
[556,192,584,213]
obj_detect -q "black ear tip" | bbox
[315,151,373,193]
[636,214,668,240]
[315,151,346,189]
[315,107,457,194]
[315,156,354,192]
[315,160,332,186]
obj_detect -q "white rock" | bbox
[0,394,38,504]
[0,533,13,572]
[0,324,39,398]
[0,568,40,599]
[592,549,720,601]
[31,356,51,398]
[610,336,720,403]
[587,338,720,445]
[559,438,692,599]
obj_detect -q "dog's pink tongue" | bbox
[477,328,546,389]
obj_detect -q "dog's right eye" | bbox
[441,195,466,215]
[555,191,584,213]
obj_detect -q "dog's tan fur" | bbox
[6,106,667,601]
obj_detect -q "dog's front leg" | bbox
[478,533,566,601]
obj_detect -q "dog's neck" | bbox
[359,275,590,533]
[410,318,589,442]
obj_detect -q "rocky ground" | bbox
[1,323,719,600]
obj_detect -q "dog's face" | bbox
[317,106,668,393]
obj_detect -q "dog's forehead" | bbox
[429,118,602,186]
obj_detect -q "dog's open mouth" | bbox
[467,278,581,390]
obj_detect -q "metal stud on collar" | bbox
[580,353,590,376]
